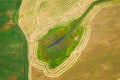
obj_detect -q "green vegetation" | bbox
[0,14,10,27]
[0,0,28,80]
[37,18,85,69]
[12,10,19,24]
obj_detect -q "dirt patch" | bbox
[8,75,17,80]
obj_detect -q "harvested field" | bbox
[31,2,120,80]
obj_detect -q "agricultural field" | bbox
[0,0,28,80]
[31,1,120,80]
[36,0,106,69]
[36,0,120,69]
[55,4,120,80]
[0,0,120,80]
[36,0,108,69]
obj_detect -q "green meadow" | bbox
[37,19,85,69]
[0,0,28,80]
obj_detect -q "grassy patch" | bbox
[37,19,85,69]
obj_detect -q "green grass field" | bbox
[0,0,28,80]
